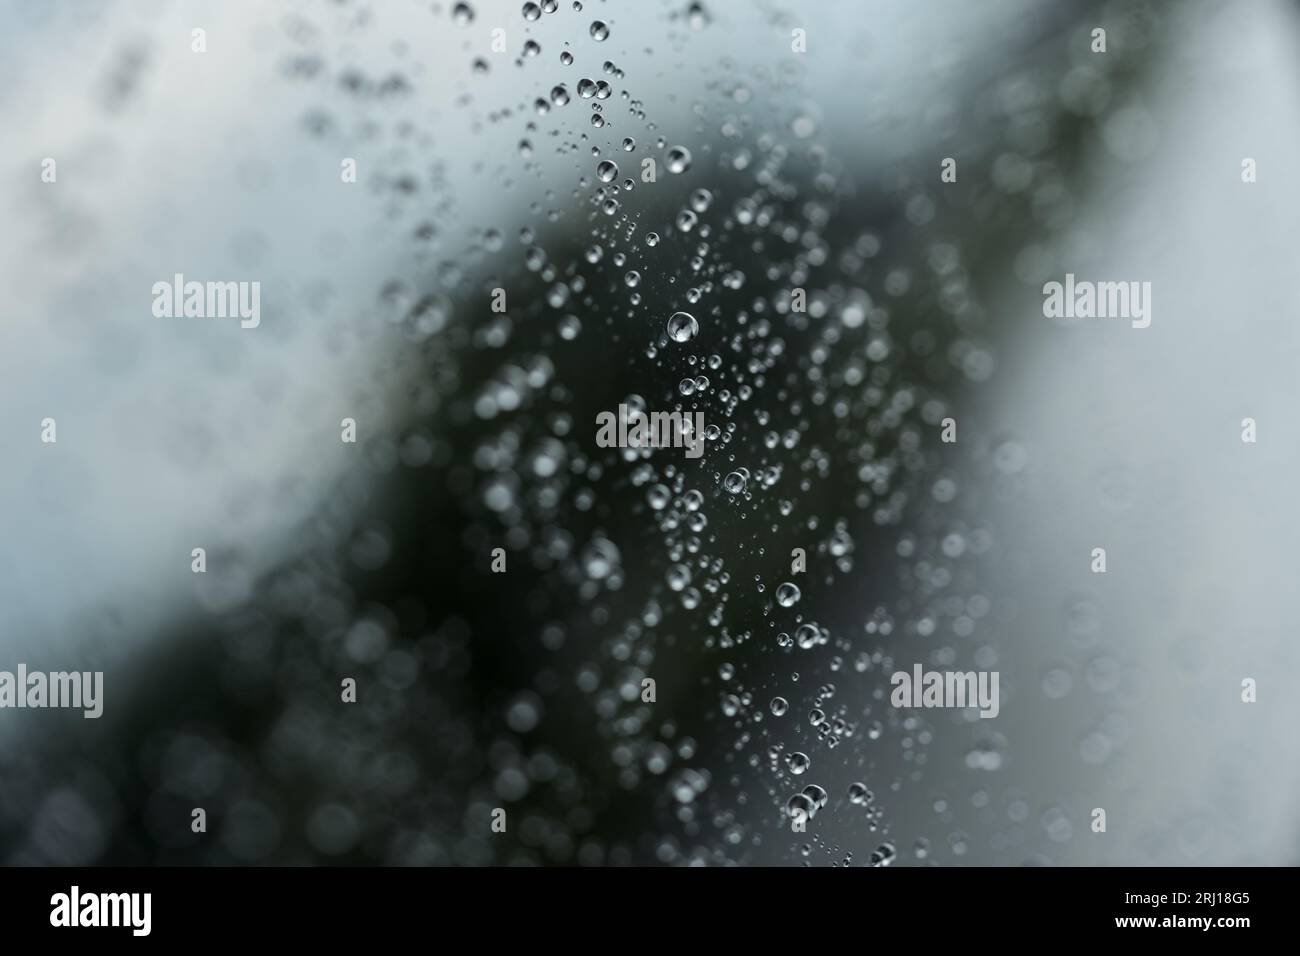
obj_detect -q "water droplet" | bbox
[581,537,621,580]
[506,692,542,732]
[848,782,872,805]
[666,145,692,174]
[794,623,820,649]
[645,484,671,511]
[775,582,801,607]
[786,792,813,819]
[590,20,609,41]
[666,310,698,343]
[558,313,581,340]
[802,784,828,811]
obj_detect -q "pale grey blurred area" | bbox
[970,0,1300,863]
[0,0,405,670]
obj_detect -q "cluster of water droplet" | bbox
[276,0,1018,867]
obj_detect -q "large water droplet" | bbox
[795,623,820,649]
[848,782,872,805]
[775,582,801,607]
[666,310,698,343]
[666,145,692,174]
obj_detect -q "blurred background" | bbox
[2,0,1300,865]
